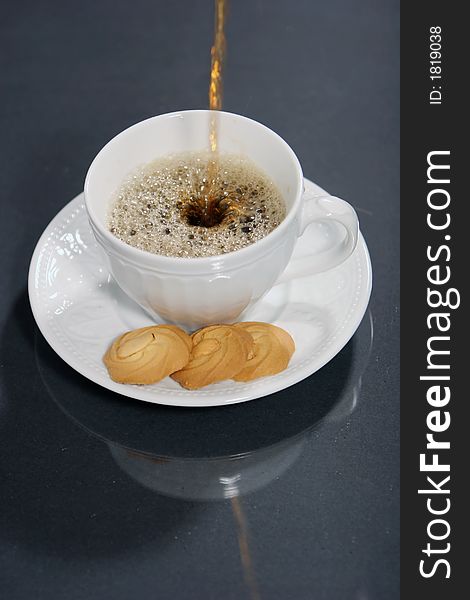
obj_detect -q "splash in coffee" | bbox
[107,152,286,258]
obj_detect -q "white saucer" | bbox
[28,179,372,408]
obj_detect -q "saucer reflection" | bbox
[36,310,373,502]
[325,310,373,423]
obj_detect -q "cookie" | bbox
[104,325,192,384]
[171,324,254,389]
[232,322,295,382]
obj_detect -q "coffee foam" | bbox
[107,151,286,258]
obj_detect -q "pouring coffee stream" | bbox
[180,0,229,228]
[209,0,226,114]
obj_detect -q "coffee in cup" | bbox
[108,151,286,258]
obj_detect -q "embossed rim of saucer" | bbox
[28,179,372,408]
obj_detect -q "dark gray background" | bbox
[0,0,399,598]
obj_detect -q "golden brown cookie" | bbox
[171,324,254,389]
[104,325,192,384]
[232,322,295,382]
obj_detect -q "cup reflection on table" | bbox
[108,431,306,502]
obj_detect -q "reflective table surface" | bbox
[0,1,399,598]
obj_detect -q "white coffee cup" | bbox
[85,110,358,329]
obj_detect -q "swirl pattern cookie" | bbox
[171,325,254,389]
[104,325,192,384]
[233,322,295,382]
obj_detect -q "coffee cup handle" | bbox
[275,182,359,284]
